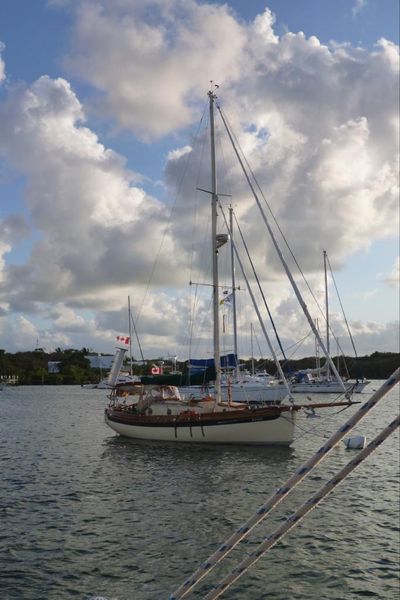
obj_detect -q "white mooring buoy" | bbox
[344,435,367,449]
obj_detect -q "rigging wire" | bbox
[187,106,237,372]
[283,330,313,360]
[233,211,288,363]
[129,310,145,363]
[134,103,208,334]
[253,327,264,365]
[292,402,357,443]
[218,203,292,395]
[218,106,344,363]
[216,104,347,393]
[326,254,359,359]
[202,413,400,600]
[187,110,212,372]
[214,122,247,366]
[168,369,399,600]
[188,112,237,375]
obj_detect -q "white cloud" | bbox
[0,241,11,286]
[0,314,39,350]
[64,0,246,139]
[0,1,398,356]
[0,42,5,83]
[345,319,399,354]
[384,257,400,288]
[0,75,190,317]
[167,145,192,162]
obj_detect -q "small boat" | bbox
[289,370,369,394]
[178,355,287,404]
[105,381,296,445]
[179,378,287,404]
[83,372,140,389]
[288,250,370,394]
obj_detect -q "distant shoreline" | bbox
[1,349,398,386]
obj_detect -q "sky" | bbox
[0,0,398,363]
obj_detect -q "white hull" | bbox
[179,383,288,403]
[179,380,368,400]
[82,374,140,389]
[290,380,369,394]
[104,410,296,446]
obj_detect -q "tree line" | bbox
[0,348,398,385]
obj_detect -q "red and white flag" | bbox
[116,335,130,346]
[151,365,161,375]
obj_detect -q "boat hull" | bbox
[104,407,296,446]
[290,380,369,394]
[179,384,288,403]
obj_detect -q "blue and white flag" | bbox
[220,291,233,306]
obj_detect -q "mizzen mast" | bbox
[323,250,330,380]
[229,206,239,379]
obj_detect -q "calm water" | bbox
[0,382,399,600]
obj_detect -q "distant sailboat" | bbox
[83,299,140,389]
[289,251,369,394]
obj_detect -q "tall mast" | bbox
[251,323,255,375]
[323,250,330,380]
[229,206,239,378]
[128,295,133,376]
[315,318,320,371]
[209,88,222,403]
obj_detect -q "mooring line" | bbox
[168,369,399,600]
[203,414,400,599]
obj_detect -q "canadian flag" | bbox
[116,335,130,346]
[151,365,161,375]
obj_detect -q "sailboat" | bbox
[104,87,354,445]
[83,298,141,389]
[289,251,369,394]
[178,206,290,405]
[213,206,289,404]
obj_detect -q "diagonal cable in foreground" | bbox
[203,413,400,599]
[168,368,400,600]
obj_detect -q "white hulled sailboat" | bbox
[104,87,354,445]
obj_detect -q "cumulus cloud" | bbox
[61,3,400,279]
[64,0,246,139]
[0,75,190,319]
[344,319,399,354]
[0,215,30,287]
[0,214,30,243]
[163,24,399,282]
[0,1,398,356]
[384,257,399,288]
[0,43,5,83]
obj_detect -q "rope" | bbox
[203,413,400,599]
[168,368,399,599]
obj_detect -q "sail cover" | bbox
[189,353,237,373]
